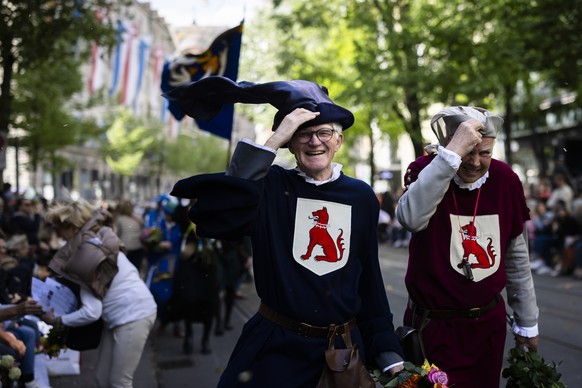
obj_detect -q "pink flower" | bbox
[427,368,449,385]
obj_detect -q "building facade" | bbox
[5,1,254,205]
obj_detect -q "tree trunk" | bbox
[503,84,515,166]
[369,127,376,188]
[0,34,15,184]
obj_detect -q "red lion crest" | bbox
[301,207,345,262]
[457,221,496,269]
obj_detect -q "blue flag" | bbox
[161,22,243,140]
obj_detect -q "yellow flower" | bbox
[421,359,432,372]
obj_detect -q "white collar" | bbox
[453,171,489,190]
[295,163,343,186]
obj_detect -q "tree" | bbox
[164,133,229,177]
[10,46,107,190]
[268,0,581,173]
[269,0,479,184]
[100,108,158,176]
[0,0,116,180]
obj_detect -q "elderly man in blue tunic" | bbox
[165,76,405,387]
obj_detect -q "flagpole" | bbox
[226,111,236,169]
[226,139,232,170]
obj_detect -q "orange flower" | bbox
[399,373,422,388]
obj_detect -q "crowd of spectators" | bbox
[526,174,582,279]
[0,183,56,388]
[377,188,411,248]
[0,183,254,387]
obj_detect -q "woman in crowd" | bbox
[113,200,145,275]
[42,200,157,388]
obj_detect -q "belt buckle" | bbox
[468,307,481,319]
[297,322,313,337]
[327,324,338,338]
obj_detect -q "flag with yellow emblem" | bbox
[161,22,243,140]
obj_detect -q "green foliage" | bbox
[0,0,116,68]
[502,347,565,388]
[237,4,283,131]
[0,0,117,148]
[265,0,581,166]
[163,133,229,176]
[101,109,157,176]
[10,51,92,172]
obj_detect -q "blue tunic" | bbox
[172,165,403,387]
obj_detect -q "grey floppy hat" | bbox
[430,106,503,146]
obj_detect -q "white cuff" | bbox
[437,146,461,170]
[382,361,405,373]
[240,138,277,154]
[512,322,539,337]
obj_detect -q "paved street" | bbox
[48,244,582,387]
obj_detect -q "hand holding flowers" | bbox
[372,359,449,388]
[40,310,68,358]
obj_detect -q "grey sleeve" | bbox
[396,155,457,232]
[225,140,276,180]
[505,228,539,328]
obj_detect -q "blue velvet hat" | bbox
[162,76,354,131]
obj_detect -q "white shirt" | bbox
[61,252,157,329]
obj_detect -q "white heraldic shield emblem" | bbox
[293,198,352,276]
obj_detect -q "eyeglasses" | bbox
[293,128,336,144]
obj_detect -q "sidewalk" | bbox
[48,280,260,388]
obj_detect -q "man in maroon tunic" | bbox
[396,106,539,387]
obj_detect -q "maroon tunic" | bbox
[403,155,530,387]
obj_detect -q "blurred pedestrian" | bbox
[551,203,580,276]
[43,200,157,388]
[8,198,42,257]
[547,174,574,213]
[215,237,250,335]
[143,195,183,337]
[530,201,555,275]
[114,200,145,275]
[159,200,220,355]
[5,234,34,302]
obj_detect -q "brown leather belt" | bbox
[258,302,356,338]
[408,294,501,320]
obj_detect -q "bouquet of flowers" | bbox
[0,354,22,387]
[40,324,68,358]
[502,347,565,387]
[140,227,163,251]
[372,360,449,388]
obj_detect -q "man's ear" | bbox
[335,133,344,151]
